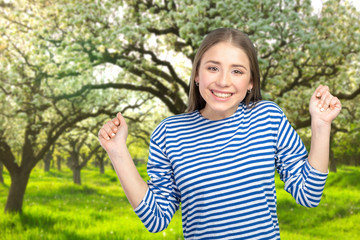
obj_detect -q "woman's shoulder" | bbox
[151,111,199,137]
[247,100,285,118]
[160,111,198,126]
[251,100,284,113]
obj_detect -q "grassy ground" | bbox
[0,164,359,239]
[276,165,360,240]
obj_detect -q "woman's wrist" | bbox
[107,143,130,162]
[311,118,332,132]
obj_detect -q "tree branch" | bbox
[0,137,19,174]
[336,87,360,100]
[129,45,189,94]
[52,82,183,114]
[147,27,179,36]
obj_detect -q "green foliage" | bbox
[332,124,360,166]
[1,0,359,153]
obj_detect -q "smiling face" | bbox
[195,41,253,120]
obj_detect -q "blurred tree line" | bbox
[0,0,359,213]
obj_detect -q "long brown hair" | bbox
[187,28,262,112]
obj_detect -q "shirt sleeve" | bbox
[275,113,328,208]
[134,125,181,233]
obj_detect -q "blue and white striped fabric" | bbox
[134,101,328,239]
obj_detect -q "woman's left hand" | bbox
[309,85,342,125]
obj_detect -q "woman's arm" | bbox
[308,85,342,173]
[98,113,148,208]
[99,113,181,232]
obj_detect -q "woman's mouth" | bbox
[211,90,233,99]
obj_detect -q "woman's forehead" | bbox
[201,42,250,67]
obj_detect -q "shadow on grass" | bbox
[13,212,97,240]
[60,230,90,240]
[326,167,360,188]
[22,183,130,214]
[277,196,360,231]
[58,184,100,195]
[19,212,57,231]
[27,184,100,199]
[46,170,73,179]
[89,172,119,185]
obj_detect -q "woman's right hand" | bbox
[98,113,148,209]
[98,112,128,155]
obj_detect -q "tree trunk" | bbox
[5,170,31,213]
[0,161,4,184]
[44,158,51,172]
[329,151,337,172]
[43,147,54,172]
[73,167,81,185]
[99,158,104,174]
[57,156,61,171]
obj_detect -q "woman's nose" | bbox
[216,72,231,87]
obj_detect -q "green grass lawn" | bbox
[276,165,360,240]
[0,164,359,239]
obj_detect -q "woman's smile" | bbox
[210,90,233,99]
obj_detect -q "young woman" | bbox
[98,28,341,239]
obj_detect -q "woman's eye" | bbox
[232,69,243,75]
[207,66,218,72]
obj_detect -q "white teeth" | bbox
[212,91,232,98]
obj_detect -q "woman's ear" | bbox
[195,76,199,85]
[249,80,253,91]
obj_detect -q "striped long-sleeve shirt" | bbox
[134,101,328,239]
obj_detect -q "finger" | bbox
[315,85,330,109]
[313,85,323,99]
[316,89,328,110]
[320,91,332,112]
[104,122,116,138]
[117,112,127,128]
[315,85,329,99]
[98,128,111,141]
[329,97,341,110]
[323,95,333,111]
[112,114,121,126]
[107,119,118,133]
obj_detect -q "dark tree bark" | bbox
[44,140,55,172]
[96,152,106,174]
[44,158,51,172]
[73,167,81,185]
[66,138,101,185]
[67,151,81,185]
[5,170,30,213]
[99,157,104,174]
[329,153,337,172]
[0,161,4,184]
[43,153,51,172]
[56,155,61,171]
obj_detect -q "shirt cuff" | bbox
[134,187,155,218]
[304,160,328,180]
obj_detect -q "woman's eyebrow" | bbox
[204,60,247,70]
[204,60,221,65]
[232,64,247,71]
